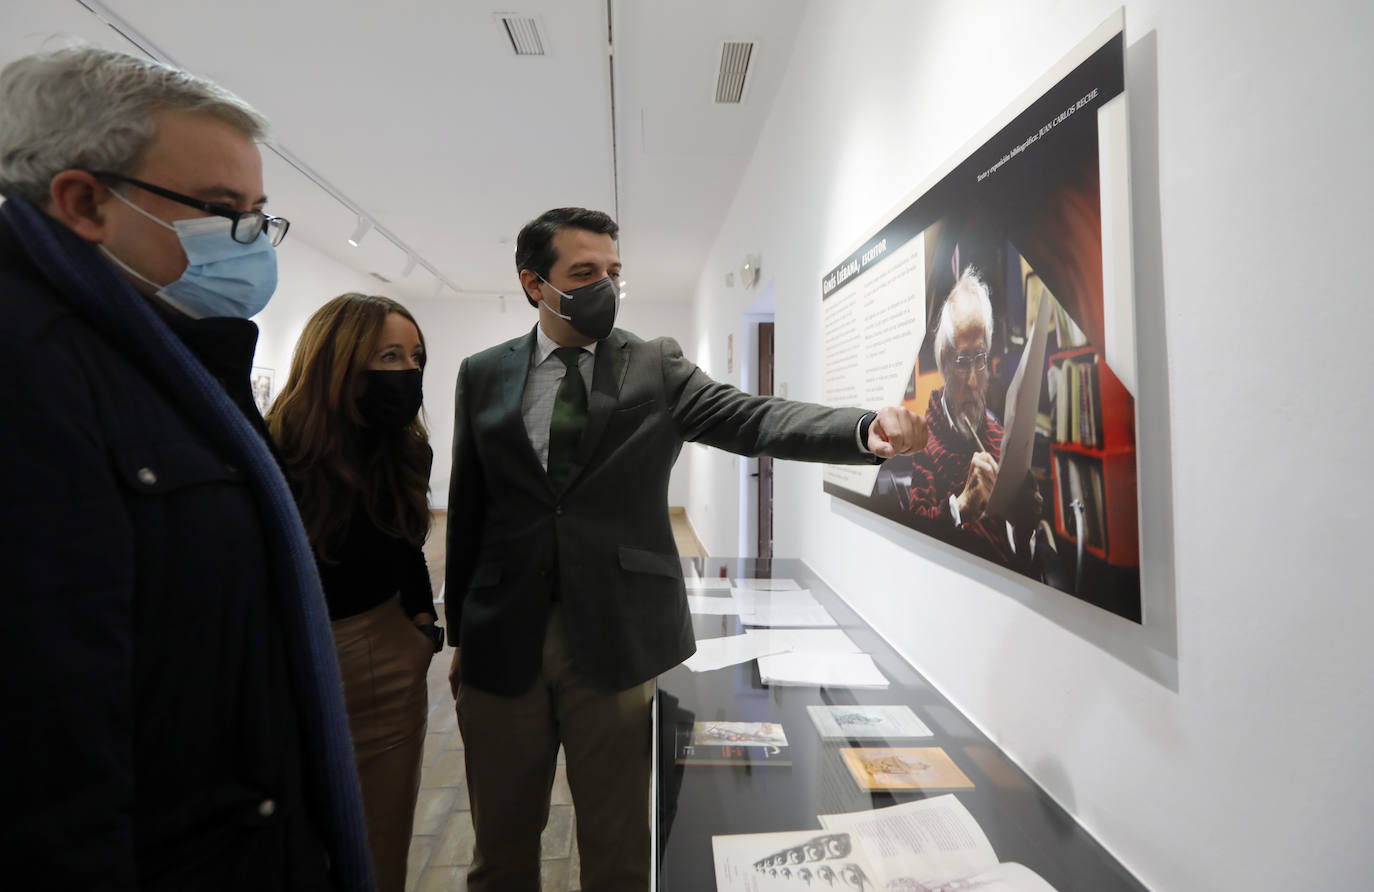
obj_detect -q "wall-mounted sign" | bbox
[821,11,1141,622]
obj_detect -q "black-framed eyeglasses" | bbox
[952,351,989,373]
[90,171,290,246]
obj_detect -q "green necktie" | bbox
[547,346,587,488]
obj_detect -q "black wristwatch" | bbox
[418,622,445,653]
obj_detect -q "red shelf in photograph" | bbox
[1047,347,1137,567]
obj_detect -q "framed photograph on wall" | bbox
[251,366,275,416]
[819,11,1141,622]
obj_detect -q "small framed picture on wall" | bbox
[251,366,275,415]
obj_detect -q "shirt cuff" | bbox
[948,493,964,527]
[856,411,877,453]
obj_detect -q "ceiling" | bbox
[0,0,808,305]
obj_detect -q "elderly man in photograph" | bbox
[0,47,371,890]
[898,266,1042,568]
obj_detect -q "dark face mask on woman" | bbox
[538,274,620,341]
[356,368,423,429]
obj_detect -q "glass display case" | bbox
[655,557,1144,890]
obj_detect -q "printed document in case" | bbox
[730,577,802,590]
[807,704,933,739]
[817,795,1056,890]
[712,827,881,892]
[757,652,888,688]
[686,594,741,615]
[683,632,789,673]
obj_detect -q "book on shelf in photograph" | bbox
[1049,351,1103,447]
[1057,454,1110,552]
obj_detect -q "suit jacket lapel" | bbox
[498,328,546,477]
[563,330,629,489]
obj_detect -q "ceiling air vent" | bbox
[496,13,546,56]
[714,41,754,103]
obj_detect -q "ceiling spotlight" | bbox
[402,254,418,277]
[347,216,372,247]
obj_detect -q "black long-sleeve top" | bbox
[316,499,437,622]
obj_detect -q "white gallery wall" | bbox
[686,1,1374,890]
[250,236,381,384]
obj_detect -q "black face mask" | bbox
[357,368,423,429]
[539,275,620,340]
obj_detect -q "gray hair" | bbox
[0,46,268,203]
[933,265,994,379]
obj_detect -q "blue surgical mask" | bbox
[100,190,278,319]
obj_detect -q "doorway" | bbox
[755,321,774,560]
[738,279,776,559]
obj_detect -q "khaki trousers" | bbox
[332,596,433,892]
[457,605,654,892]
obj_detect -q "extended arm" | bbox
[661,337,878,464]
[663,338,925,461]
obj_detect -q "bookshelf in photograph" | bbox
[1047,346,1137,567]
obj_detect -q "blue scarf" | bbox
[1,199,375,891]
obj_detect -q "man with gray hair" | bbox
[0,47,371,890]
[894,266,1041,567]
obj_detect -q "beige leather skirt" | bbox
[331,595,432,892]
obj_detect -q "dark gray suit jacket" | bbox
[445,325,876,694]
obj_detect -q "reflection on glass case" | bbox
[657,558,1144,892]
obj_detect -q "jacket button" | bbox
[555,505,564,516]
[136,467,157,486]
[258,798,276,817]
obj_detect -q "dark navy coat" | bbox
[0,215,338,890]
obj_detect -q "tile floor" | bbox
[407,508,707,891]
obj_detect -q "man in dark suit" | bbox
[445,207,927,891]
